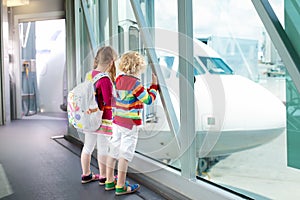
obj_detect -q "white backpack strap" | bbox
[93,72,109,84]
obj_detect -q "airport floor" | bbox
[0,113,168,200]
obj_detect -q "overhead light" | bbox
[7,0,29,7]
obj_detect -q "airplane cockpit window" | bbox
[159,56,205,76]
[199,57,234,75]
[161,56,175,70]
[193,57,206,75]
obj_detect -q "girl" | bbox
[80,46,117,185]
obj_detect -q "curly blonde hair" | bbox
[118,51,146,76]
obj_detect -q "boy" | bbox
[105,51,158,195]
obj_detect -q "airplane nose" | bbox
[221,75,286,131]
[195,75,286,157]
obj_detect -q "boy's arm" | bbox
[132,82,158,105]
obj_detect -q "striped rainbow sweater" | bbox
[113,74,158,129]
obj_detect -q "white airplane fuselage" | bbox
[136,40,286,160]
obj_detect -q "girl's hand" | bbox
[86,108,98,114]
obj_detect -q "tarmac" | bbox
[206,77,300,200]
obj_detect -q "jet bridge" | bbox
[1,0,300,199]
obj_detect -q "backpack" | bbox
[67,72,109,132]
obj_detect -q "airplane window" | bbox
[193,57,206,75]
[159,56,205,76]
[161,56,175,70]
[199,57,234,75]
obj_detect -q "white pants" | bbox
[82,132,110,156]
[109,124,138,162]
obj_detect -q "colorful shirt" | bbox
[113,74,158,129]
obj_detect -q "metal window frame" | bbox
[177,0,196,179]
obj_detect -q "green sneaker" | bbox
[115,183,140,195]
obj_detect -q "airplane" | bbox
[133,36,286,173]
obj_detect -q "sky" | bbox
[154,0,284,42]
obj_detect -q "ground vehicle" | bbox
[266,66,286,77]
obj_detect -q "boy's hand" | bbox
[152,73,158,85]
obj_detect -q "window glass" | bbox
[129,26,139,51]
[116,0,299,199]
[193,58,206,75]
[198,57,233,75]
[118,26,124,54]
[153,0,297,199]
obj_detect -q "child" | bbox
[105,51,158,195]
[80,46,117,185]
